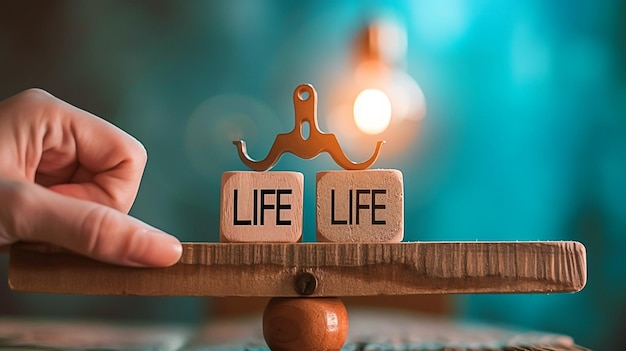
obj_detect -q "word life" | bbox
[220,170,404,243]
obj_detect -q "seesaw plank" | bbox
[8,241,586,297]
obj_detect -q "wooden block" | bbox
[8,241,587,296]
[220,171,303,243]
[316,169,403,242]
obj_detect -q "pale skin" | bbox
[0,89,182,267]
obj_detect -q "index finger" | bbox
[0,89,147,213]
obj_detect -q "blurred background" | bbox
[0,1,624,349]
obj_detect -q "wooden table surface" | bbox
[0,311,590,350]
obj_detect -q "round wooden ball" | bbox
[262,297,348,351]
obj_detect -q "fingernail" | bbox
[126,230,183,267]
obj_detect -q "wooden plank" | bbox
[0,313,591,351]
[8,241,586,297]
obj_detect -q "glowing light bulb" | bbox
[353,89,392,135]
[325,18,426,157]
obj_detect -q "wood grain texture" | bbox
[192,311,592,351]
[0,312,591,350]
[210,295,450,317]
[8,241,586,297]
[316,170,404,243]
[0,318,190,350]
[220,171,304,243]
[263,297,348,351]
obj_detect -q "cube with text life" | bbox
[316,169,404,242]
[220,171,304,243]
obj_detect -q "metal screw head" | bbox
[294,272,317,296]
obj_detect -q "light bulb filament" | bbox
[353,89,392,135]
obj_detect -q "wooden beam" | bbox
[8,241,586,297]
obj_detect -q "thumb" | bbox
[0,179,182,267]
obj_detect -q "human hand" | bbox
[0,89,182,267]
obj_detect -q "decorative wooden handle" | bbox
[233,84,384,171]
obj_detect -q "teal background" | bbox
[1,1,625,349]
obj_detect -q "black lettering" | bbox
[331,189,347,225]
[371,189,386,225]
[260,189,275,225]
[253,189,258,225]
[356,189,370,225]
[349,189,353,224]
[276,189,292,225]
[233,189,252,225]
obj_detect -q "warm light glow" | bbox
[353,89,392,134]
